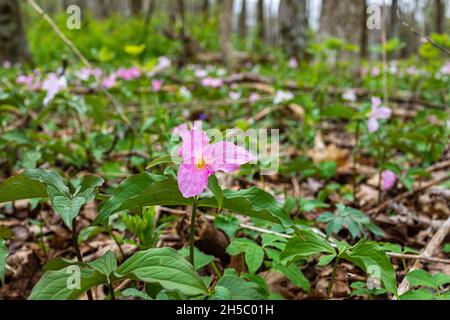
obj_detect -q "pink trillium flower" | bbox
[152,79,164,92]
[3,60,11,69]
[201,77,223,88]
[406,67,416,76]
[229,91,241,101]
[116,67,141,81]
[194,69,208,78]
[76,67,102,81]
[102,73,117,89]
[176,128,256,198]
[288,57,298,69]
[16,74,41,91]
[342,89,357,102]
[381,170,397,191]
[42,73,67,105]
[248,93,260,104]
[440,63,450,76]
[273,90,294,105]
[367,97,391,133]
[371,67,380,77]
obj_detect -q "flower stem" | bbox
[327,257,340,299]
[189,197,199,266]
[72,219,94,300]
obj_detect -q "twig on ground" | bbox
[395,216,450,297]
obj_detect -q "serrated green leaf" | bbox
[88,251,117,277]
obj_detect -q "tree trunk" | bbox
[130,0,143,16]
[201,0,209,20]
[319,0,365,59]
[0,0,32,64]
[94,0,109,19]
[238,0,247,41]
[220,0,235,71]
[360,0,368,59]
[278,0,308,60]
[256,0,265,43]
[435,0,445,34]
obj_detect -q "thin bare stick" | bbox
[27,0,92,67]
[156,206,450,265]
[27,0,134,132]
[396,9,450,56]
[396,216,450,297]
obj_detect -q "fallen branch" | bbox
[396,216,450,297]
[157,206,450,265]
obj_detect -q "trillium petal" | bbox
[373,106,391,120]
[178,129,209,165]
[382,170,397,191]
[205,141,256,173]
[367,117,379,133]
[177,164,211,198]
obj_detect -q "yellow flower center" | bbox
[196,157,207,169]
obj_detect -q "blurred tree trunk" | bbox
[389,0,399,39]
[0,0,32,64]
[238,0,247,41]
[319,0,365,59]
[201,0,209,20]
[94,0,109,19]
[435,0,445,34]
[220,0,235,71]
[360,0,368,58]
[177,0,186,36]
[278,0,308,60]
[256,0,266,43]
[130,0,143,16]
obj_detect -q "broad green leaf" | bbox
[406,270,437,289]
[244,244,264,274]
[28,268,106,300]
[341,241,397,296]
[116,247,207,296]
[317,254,336,266]
[227,238,264,274]
[272,264,310,291]
[88,251,117,277]
[0,239,8,283]
[400,288,435,300]
[300,198,329,212]
[145,155,173,169]
[0,174,47,203]
[95,174,191,225]
[199,187,292,226]
[208,175,223,212]
[215,269,266,300]
[121,288,151,300]
[52,196,85,228]
[178,247,214,270]
[280,230,335,263]
[209,286,232,300]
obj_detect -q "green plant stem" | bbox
[210,260,222,279]
[108,282,116,300]
[327,257,340,299]
[72,219,94,301]
[189,197,199,266]
[352,120,361,201]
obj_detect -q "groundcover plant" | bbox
[0,0,449,301]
